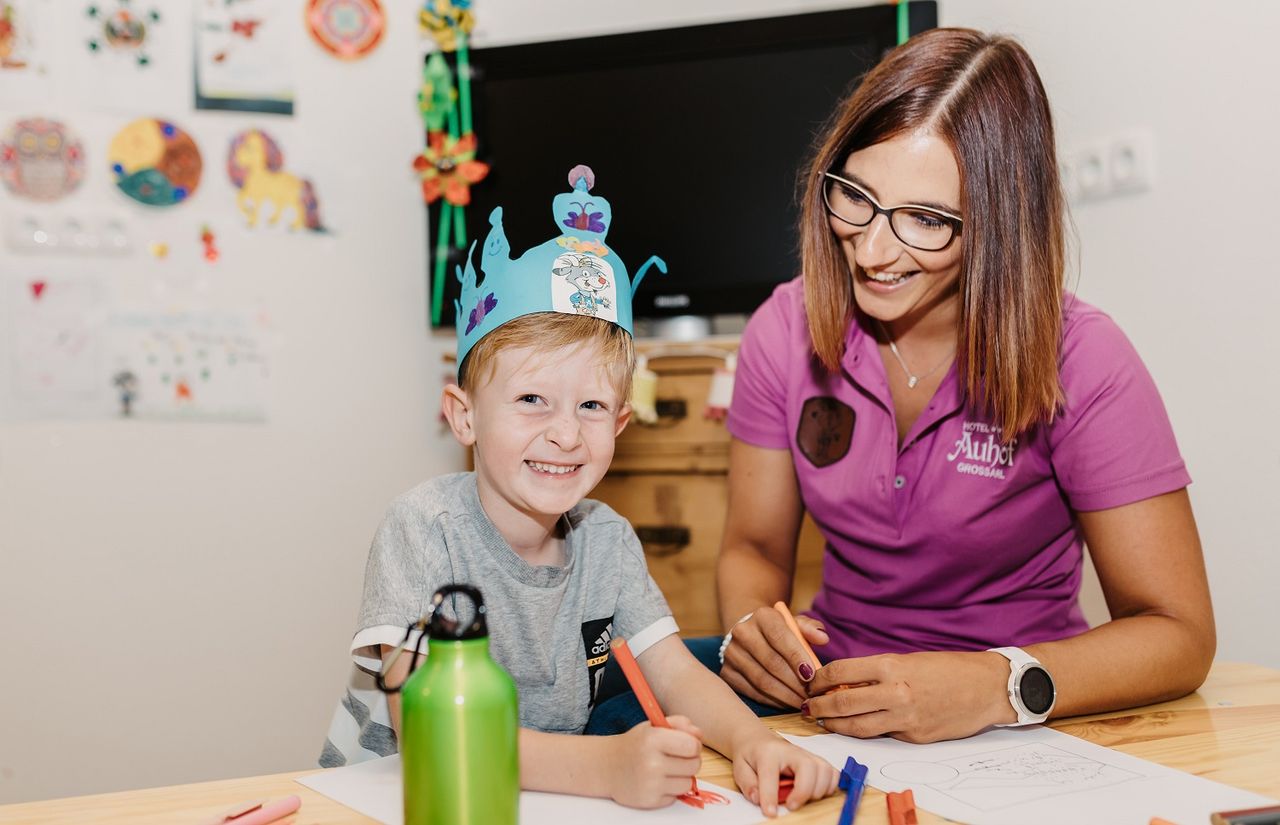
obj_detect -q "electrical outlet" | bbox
[1075,147,1109,202]
[1061,129,1155,203]
[1109,132,1153,195]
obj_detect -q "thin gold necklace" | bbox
[876,320,955,389]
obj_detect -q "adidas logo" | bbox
[590,625,613,656]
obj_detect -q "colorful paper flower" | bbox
[419,0,474,52]
[412,132,488,206]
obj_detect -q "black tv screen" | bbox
[433,2,937,329]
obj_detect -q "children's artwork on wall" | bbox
[0,0,53,106]
[108,118,202,207]
[69,0,185,112]
[107,308,271,421]
[415,0,488,327]
[305,0,384,61]
[84,0,163,67]
[227,129,326,232]
[1,117,86,202]
[7,276,107,410]
[194,0,294,115]
[1,0,45,69]
[419,0,472,52]
[1,274,272,421]
[200,224,219,261]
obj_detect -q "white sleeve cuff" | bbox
[627,615,680,658]
[351,624,424,673]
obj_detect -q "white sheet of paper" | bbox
[297,754,778,825]
[784,727,1276,825]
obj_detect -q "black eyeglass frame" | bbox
[821,172,964,252]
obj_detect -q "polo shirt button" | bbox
[894,475,906,489]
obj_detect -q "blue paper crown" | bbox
[454,165,667,368]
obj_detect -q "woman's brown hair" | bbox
[799,28,1065,438]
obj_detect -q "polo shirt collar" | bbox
[840,312,966,443]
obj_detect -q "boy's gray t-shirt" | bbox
[321,472,677,767]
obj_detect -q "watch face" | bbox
[1020,666,1055,715]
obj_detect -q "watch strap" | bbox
[988,646,1054,726]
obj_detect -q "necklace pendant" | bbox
[907,376,919,389]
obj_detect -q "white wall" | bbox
[0,3,465,805]
[938,0,1280,671]
[1,0,1276,806]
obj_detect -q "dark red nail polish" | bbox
[799,662,814,681]
[800,701,810,716]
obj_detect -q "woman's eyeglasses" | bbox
[822,172,963,252]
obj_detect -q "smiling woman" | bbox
[714,27,1215,745]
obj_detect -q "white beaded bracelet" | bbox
[717,611,756,666]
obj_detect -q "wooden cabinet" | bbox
[590,342,826,637]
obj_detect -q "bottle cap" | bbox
[428,584,489,640]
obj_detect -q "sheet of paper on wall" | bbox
[63,0,189,113]
[194,0,295,115]
[107,308,271,422]
[297,754,777,825]
[0,275,272,422]
[2,276,108,419]
[784,727,1276,825]
[0,0,56,107]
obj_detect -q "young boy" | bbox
[322,167,838,815]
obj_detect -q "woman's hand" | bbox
[730,731,841,817]
[804,651,1013,743]
[606,716,704,809]
[720,605,831,709]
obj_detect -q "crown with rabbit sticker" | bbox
[454,164,667,368]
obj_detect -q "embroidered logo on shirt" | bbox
[581,616,615,707]
[796,396,855,467]
[947,420,1017,479]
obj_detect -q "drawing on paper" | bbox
[195,0,294,115]
[880,742,1142,811]
[109,309,271,421]
[11,277,105,400]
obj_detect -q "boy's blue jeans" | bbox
[583,635,790,735]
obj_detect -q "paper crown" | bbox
[454,164,667,368]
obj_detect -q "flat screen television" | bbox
[432,2,938,333]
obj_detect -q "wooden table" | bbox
[4,662,1277,825]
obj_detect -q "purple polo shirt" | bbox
[727,277,1191,661]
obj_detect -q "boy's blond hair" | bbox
[458,312,636,401]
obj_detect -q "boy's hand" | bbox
[607,715,704,809]
[730,732,840,818]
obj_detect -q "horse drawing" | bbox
[228,130,323,231]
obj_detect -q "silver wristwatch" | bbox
[989,646,1056,726]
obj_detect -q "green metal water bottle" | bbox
[400,584,519,825]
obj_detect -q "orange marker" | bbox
[1150,819,1183,825]
[609,638,720,805]
[774,601,858,694]
[887,789,918,825]
[774,601,821,671]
